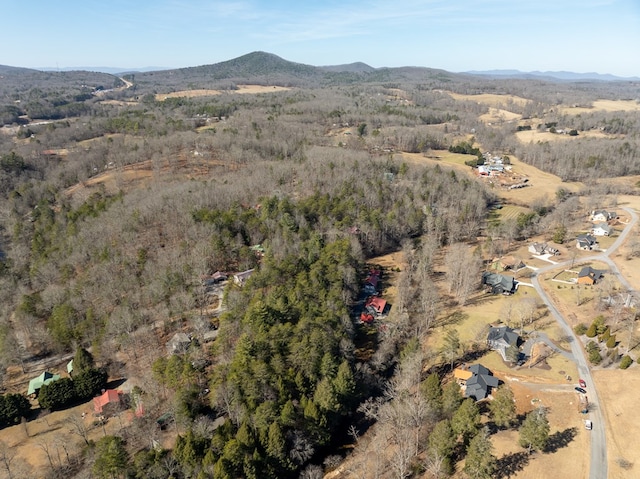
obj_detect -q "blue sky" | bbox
[3,0,640,76]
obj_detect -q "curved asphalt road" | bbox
[531,206,638,479]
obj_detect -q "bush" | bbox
[620,355,633,369]
[606,335,617,349]
[588,349,602,365]
[574,323,588,336]
[74,368,108,400]
[38,378,76,411]
[0,393,31,428]
[585,323,597,338]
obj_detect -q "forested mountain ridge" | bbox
[0,51,639,477]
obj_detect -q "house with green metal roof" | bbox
[27,371,61,396]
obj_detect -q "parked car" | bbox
[579,379,586,388]
[575,387,587,394]
[585,420,592,430]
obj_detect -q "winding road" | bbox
[531,206,638,479]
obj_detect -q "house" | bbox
[93,389,123,415]
[233,269,254,286]
[481,272,516,295]
[202,329,219,343]
[577,266,604,285]
[201,271,227,288]
[591,222,612,237]
[576,234,598,251]
[590,210,617,222]
[27,371,61,396]
[365,296,387,316]
[67,359,74,376]
[487,326,520,361]
[528,242,547,255]
[364,270,381,296]
[166,332,191,355]
[465,364,500,401]
[494,256,525,271]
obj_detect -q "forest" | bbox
[0,52,639,478]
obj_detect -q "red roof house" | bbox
[365,297,387,315]
[93,389,123,414]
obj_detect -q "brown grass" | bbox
[444,92,531,108]
[515,129,617,143]
[558,99,640,115]
[156,84,291,101]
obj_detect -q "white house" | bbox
[590,210,616,222]
[591,222,612,237]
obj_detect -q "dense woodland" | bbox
[0,52,639,478]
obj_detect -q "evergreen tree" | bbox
[451,398,481,445]
[464,427,496,479]
[427,419,455,474]
[519,407,550,454]
[441,381,463,418]
[488,385,516,428]
[92,436,129,479]
[72,347,94,375]
[421,372,443,412]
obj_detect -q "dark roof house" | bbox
[487,326,520,361]
[465,364,500,401]
[576,234,598,251]
[577,266,604,285]
[482,272,516,295]
[233,269,254,286]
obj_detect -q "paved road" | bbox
[530,206,638,479]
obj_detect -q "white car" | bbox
[585,420,593,430]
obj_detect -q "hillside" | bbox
[0,51,639,478]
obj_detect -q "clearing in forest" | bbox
[558,99,640,114]
[155,84,291,101]
[445,91,531,109]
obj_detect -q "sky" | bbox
[3,0,640,77]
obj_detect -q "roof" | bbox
[93,389,123,413]
[167,332,191,354]
[67,359,74,374]
[365,274,379,288]
[576,234,597,244]
[592,222,611,232]
[487,326,519,348]
[234,269,254,285]
[27,371,61,395]
[578,266,604,281]
[465,364,500,400]
[365,296,387,314]
[482,272,515,292]
[454,368,473,380]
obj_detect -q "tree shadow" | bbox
[544,427,577,453]
[494,451,530,478]
[437,310,469,327]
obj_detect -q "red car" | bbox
[579,379,586,388]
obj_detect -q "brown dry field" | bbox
[515,129,617,143]
[155,84,291,101]
[559,99,640,115]
[479,107,522,124]
[444,91,531,108]
[400,150,583,205]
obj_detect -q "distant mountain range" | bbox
[464,69,640,82]
[3,53,637,90]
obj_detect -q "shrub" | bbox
[606,335,617,349]
[620,355,633,369]
[38,378,76,410]
[574,323,588,335]
[588,349,602,365]
[585,323,597,338]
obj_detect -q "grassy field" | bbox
[155,84,291,101]
[444,91,531,108]
[558,99,640,115]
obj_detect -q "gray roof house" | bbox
[465,364,500,401]
[576,234,598,251]
[487,326,520,361]
[166,332,191,355]
[482,272,516,295]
